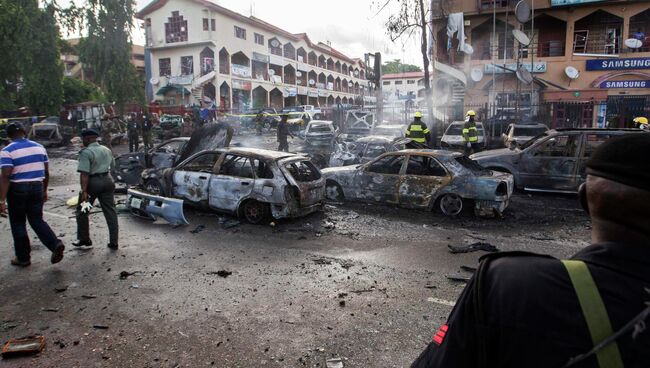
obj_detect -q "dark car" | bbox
[471,128,647,193]
[113,137,190,185]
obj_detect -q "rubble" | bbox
[1,336,45,358]
[448,242,499,254]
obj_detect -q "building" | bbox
[381,72,425,103]
[431,0,650,128]
[135,0,370,112]
[61,38,146,81]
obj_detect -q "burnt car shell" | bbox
[113,137,189,185]
[322,149,513,217]
[304,120,336,152]
[351,136,410,164]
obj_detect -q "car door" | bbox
[353,153,406,204]
[149,139,186,169]
[399,154,450,208]
[209,154,256,212]
[518,133,581,191]
[172,152,221,204]
[577,133,618,189]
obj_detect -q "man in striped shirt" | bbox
[0,123,64,267]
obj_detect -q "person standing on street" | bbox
[277,114,293,152]
[142,113,153,150]
[0,123,65,267]
[73,129,119,250]
[411,133,650,368]
[405,112,431,148]
[127,115,140,152]
[100,114,113,151]
[462,110,480,155]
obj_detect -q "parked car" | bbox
[113,137,190,185]
[299,105,322,119]
[131,147,325,224]
[287,112,313,132]
[304,120,337,151]
[28,117,66,147]
[154,115,184,139]
[348,136,410,164]
[440,121,488,150]
[471,128,647,193]
[371,124,407,138]
[321,150,514,217]
[502,123,549,148]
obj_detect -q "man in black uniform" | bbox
[412,133,650,368]
[142,113,153,150]
[277,114,293,152]
[127,115,140,152]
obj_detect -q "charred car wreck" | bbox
[129,148,325,224]
[322,150,513,217]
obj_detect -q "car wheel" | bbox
[242,200,269,224]
[144,179,163,196]
[325,181,344,202]
[439,194,463,217]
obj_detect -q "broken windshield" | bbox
[285,160,321,182]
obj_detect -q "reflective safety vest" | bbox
[406,121,430,143]
[462,124,479,143]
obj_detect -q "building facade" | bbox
[136,0,370,112]
[381,72,425,103]
[431,0,650,128]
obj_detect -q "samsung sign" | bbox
[598,80,650,89]
[586,57,650,71]
[551,0,604,5]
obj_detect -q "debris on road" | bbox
[221,219,240,229]
[447,276,471,283]
[119,271,138,280]
[1,336,45,358]
[326,357,344,368]
[448,242,499,254]
[81,295,97,299]
[424,284,437,289]
[41,308,59,312]
[190,224,206,234]
[460,265,477,272]
[207,270,232,278]
[92,325,109,330]
[54,286,68,293]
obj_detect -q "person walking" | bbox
[405,112,431,148]
[411,133,650,368]
[277,114,293,152]
[127,115,140,152]
[0,123,65,267]
[142,113,153,150]
[73,129,119,250]
[462,110,480,155]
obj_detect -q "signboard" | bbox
[252,52,269,63]
[297,87,308,95]
[284,87,297,97]
[168,75,193,85]
[231,64,251,78]
[586,57,650,71]
[308,91,318,98]
[484,62,547,74]
[318,90,329,97]
[231,79,251,91]
[316,83,325,89]
[269,55,283,66]
[598,79,650,89]
[551,0,604,5]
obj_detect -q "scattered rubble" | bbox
[207,270,232,278]
[448,242,499,254]
[190,224,206,234]
[119,271,138,280]
[326,357,344,368]
[1,336,45,358]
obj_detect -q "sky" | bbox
[129,0,424,66]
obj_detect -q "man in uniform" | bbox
[127,115,140,152]
[73,129,119,250]
[277,114,293,152]
[405,111,430,148]
[462,110,480,155]
[411,133,650,368]
[0,123,65,266]
[100,114,113,151]
[142,113,153,150]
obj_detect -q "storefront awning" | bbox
[156,85,191,96]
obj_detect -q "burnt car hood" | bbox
[470,148,519,160]
[176,122,232,163]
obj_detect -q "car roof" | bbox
[308,120,333,125]
[511,123,548,128]
[217,147,298,160]
[450,121,484,127]
[553,128,643,132]
[355,135,397,143]
[396,149,463,158]
[374,124,405,129]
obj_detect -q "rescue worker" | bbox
[633,116,648,130]
[405,111,430,148]
[142,113,153,150]
[411,133,650,368]
[73,129,119,250]
[100,114,113,151]
[127,114,140,152]
[462,110,480,155]
[277,114,293,152]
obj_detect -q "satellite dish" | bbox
[512,29,530,46]
[516,66,533,85]
[308,79,315,86]
[354,70,359,77]
[268,69,275,76]
[149,77,159,85]
[296,71,302,77]
[564,66,580,80]
[515,1,531,23]
[470,67,484,82]
[624,38,643,49]
[270,39,280,48]
[461,43,474,55]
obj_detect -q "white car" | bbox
[300,105,322,119]
[502,123,549,148]
[440,121,488,150]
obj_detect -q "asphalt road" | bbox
[0,135,591,367]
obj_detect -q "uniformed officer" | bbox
[277,114,293,152]
[411,133,650,368]
[405,112,430,148]
[462,110,480,155]
[142,113,153,149]
[127,115,140,152]
[73,129,119,250]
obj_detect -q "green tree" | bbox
[79,0,143,114]
[382,59,422,75]
[62,77,105,105]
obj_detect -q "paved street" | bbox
[0,137,591,367]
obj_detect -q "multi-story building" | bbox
[136,0,370,112]
[61,38,145,81]
[381,72,425,103]
[431,0,650,128]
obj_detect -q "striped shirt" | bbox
[0,138,48,182]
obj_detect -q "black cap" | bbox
[586,133,650,191]
[81,129,100,138]
[6,122,25,136]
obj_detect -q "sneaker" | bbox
[107,243,118,250]
[72,239,93,247]
[51,244,65,264]
[11,257,31,267]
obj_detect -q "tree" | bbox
[78,0,143,113]
[0,0,24,110]
[62,77,105,105]
[382,59,422,75]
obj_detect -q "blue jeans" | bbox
[7,181,61,262]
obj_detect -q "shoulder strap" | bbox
[561,260,624,368]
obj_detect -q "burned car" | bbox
[130,148,325,224]
[371,124,406,138]
[349,136,410,164]
[304,120,337,151]
[502,123,549,148]
[340,110,376,142]
[28,120,65,147]
[440,121,488,150]
[471,128,646,193]
[322,150,514,217]
[154,114,184,139]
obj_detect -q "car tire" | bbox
[439,193,463,217]
[241,200,269,224]
[325,181,344,202]
[144,179,163,196]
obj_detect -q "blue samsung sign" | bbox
[598,80,650,89]
[551,0,604,5]
[586,57,650,71]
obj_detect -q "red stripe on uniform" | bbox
[432,324,449,345]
